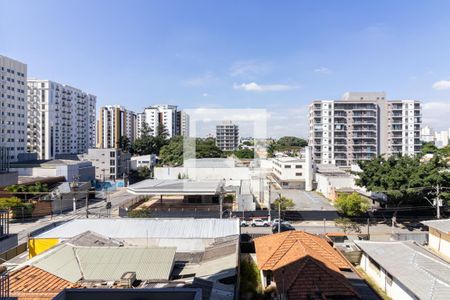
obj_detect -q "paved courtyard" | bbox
[273,189,337,211]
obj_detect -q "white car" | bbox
[240,220,249,227]
[251,219,270,227]
[272,219,290,226]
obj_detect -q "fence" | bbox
[0,242,27,262]
[0,274,9,299]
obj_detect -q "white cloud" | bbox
[202,92,209,97]
[422,101,450,130]
[314,67,332,75]
[233,82,297,92]
[432,80,450,90]
[229,60,270,78]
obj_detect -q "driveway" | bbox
[275,189,337,211]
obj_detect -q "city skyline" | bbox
[2,0,450,137]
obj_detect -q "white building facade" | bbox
[97,105,136,149]
[0,55,27,162]
[27,80,96,159]
[309,92,421,166]
[216,121,239,151]
[142,105,178,137]
[271,147,313,190]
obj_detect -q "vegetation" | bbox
[233,148,254,159]
[271,196,295,211]
[130,123,169,155]
[0,197,34,219]
[5,182,49,194]
[128,166,151,184]
[127,208,152,218]
[239,255,264,299]
[421,142,450,157]
[334,217,362,234]
[335,192,370,216]
[159,136,225,166]
[267,136,308,157]
[356,266,393,300]
[353,154,450,208]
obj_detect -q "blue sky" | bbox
[1,0,450,137]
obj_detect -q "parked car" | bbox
[251,219,270,227]
[240,220,249,227]
[272,219,289,226]
[272,223,295,233]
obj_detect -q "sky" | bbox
[1,0,450,138]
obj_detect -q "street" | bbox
[9,188,137,244]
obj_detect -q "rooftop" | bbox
[254,231,350,271]
[127,179,223,195]
[9,265,74,300]
[25,244,176,282]
[423,219,450,234]
[355,240,450,299]
[254,231,358,299]
[183,158,236,168]
[36,218,239,240]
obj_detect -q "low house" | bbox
[254,231,360,299]
[271,147,313,191]
[355,240,450,300]
[23,218,240,299]
[130,154,156,171]
[423,219,450,258]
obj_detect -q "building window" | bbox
[284,165,291,168]
[295,173,302,176]
[295,165,302,168]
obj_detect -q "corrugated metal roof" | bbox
[128,179,222,195]
[355,241,450,300]
[30,244,176,282]
[423,219,450,234]
[37,218,239,239]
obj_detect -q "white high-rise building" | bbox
[435,130,449,148]
[142,105,178,137]
[97,105,136,149]
[216,121,239,151]
[309,92,421,166]
[0,55,27,162]
[178,110,190,137]
[27,80,96,159]
[421,125,435,143]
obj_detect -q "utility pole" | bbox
[85,193,89,218]
[436,184,441,219]
[367,218,370,240]
[278,193,281,234]
[268,182,272,222]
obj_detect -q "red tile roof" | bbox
[9,265,74,299]
[254,230,350,271]
[254,231,359,299]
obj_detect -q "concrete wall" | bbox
[155,167,250,181]
[428,228,450,258]
[360,253,416,300]
[0,171,18,187]
[315,173,355,200]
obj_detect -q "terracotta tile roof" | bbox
[254,231,359,299]
[274,256,358,299]
[254,231,350,271]
[9,265,74,300]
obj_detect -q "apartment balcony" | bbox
[334,147,347,153]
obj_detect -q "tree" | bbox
[334,217,362,234]
[335,192,370,216]
[118,136,131,152]
[353,154,450,209]
[159,136,184,166]
[271,196,295,211]
[131,123,169,155]
[276,136,308,148]
[234,148,254,159]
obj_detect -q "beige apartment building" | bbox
[97,105,136,149]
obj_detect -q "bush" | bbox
[335,192,370,217]
[127,209,152,218]
[0,197,34,219]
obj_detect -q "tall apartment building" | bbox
[420,125,435,143]
[140,105,188,138]
[216,121,239,151]
[0,55,27,162]
[97,105,136,149]
[136,112,146,138]
[309,92,421,166]
[177,110,190,137]
[27,80,96,159]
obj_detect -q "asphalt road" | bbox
[10,188,137,244]
[279,189,337,211]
